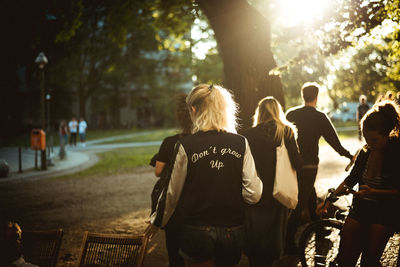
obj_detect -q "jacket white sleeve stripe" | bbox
[161,144,188,227]
[242,139,263,204]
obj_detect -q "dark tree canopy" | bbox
[3,0,400,137]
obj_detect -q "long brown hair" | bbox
[175,93,192,134]
[253,96,296,142]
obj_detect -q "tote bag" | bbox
[273,137,298,209]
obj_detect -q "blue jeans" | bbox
[179,224,244,265]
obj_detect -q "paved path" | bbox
[0,131,162,182]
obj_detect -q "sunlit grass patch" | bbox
[85,128,151,141]
[58,146,159,179]
[98,128,177,144]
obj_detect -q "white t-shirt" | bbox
[79,121,87,134]
[69,120,78,133]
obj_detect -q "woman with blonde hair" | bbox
[243,96,302,267]
[150,84,263,267]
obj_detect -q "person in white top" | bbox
[79,118,88,147]
[68,117,78,146]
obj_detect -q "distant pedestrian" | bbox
[59,120,68,145]
[357,95,370,141]
[59,120,68,159]
[68,117,78,146]
[79,118,88,147]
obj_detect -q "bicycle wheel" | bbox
[298,219,343,267]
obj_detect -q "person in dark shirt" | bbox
[357,95,370,140]
[149,93,192,267]
[285,82,353,254]
[243,96,302,267]
[396,92,400,106]
[150,84,263,267]
[317,100,400,266]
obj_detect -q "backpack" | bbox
[150,141,181,219]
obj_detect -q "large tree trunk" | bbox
[196,0,283,131]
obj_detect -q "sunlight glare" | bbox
[191,18,217,60]
[273,0,330,27]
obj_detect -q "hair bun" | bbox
[378,101,396,119]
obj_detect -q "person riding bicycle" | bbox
[317,100,400,267]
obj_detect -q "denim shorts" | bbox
[179,224,244,265]
[349,198,398,229]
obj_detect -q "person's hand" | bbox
[316,201,331,217]
[144,222,159,239]
[354,185,373,199]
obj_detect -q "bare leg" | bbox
[361,224,393,267]
[336,218,363,266]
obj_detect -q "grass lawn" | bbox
[98,128,177,144]
[331,120,358,128]
[60,145,159,179]
[320,120,358,144]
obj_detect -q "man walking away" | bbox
[284,82,353,255]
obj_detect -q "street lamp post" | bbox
[35,52,48,170]
[46,93,54,158]
[46,93,51,132]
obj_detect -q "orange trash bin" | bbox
[31,129,46,151]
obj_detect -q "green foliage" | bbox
[46,0,196,127]
[152,0,194,37]
[330,44,397,103]
[192,53,224,85]
[16,0,400,131]
[54,1,84,42]
[266,0,400,107]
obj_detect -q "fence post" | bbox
[34,149,38,169]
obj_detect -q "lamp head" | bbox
[35,52,48,69]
